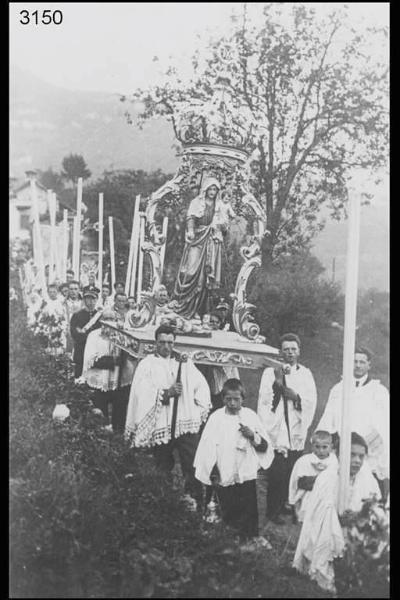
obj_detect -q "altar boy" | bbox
[194,379,274,539]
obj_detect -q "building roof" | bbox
[13,180,48,194]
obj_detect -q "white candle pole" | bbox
[129,195,141,297]
[75,177,83,283]
[98,193,104,287]
[48,190,57,283]
[136,214,146,304]
[160,216,169,277]
[72,216,78,279]
[108,216,116,290]
[62,210,68,282]
[337,193,362,515]
[30,180,46,291]
[125,196,140,295]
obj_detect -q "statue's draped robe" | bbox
[172,179,225,318]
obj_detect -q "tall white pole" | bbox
[129,195,141,297]
[337,194,362,514]
[75,177,83,283]
[136,214,146,304]
[160,216,169,277]
[98,193,104,287]
[48,190,57,283]
[62,210,68,282]
[108,216,116,290]
[30,180,46,292]
[125,196,140,295]
[72,216,78,280]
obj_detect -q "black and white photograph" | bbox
[10,2,389,597]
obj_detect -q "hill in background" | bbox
[10,66,388,292]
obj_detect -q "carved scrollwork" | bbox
[127,291,157,329]
[191,349,253,366]
[232,248,265,344]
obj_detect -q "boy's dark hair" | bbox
[222,378,245,399]
[280,332,301,348]
[47,283,57,290]
[66,269,74,275]
[114,281,124,289]
[155,324,176,340]
[59,283,69,291]
[351,431,368,453]
[68,280,80,287]
[114,292,127,300]
[354,346,373,362]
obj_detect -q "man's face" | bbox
[48,287,58,300]
[115,294,127,311]
[353,353,371,379]
[209,315,221,331]
[128,297,136,309]
[102,286,110,299]
[223,389,243,415]
[68,284,79,300]
[350,443,366,477]
[312,438,332,460]
[88,274,96,285]
[205,185,219,200]
[281,340,300,365]
[156,333,175,358]
[60,286,69,298]
[66,273,74,283]
[115,284,124,295]
[84,296,97,311]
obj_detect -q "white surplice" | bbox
[125,355,211,447]
[317,377,389,479]
[288,452,338,522]
[257,364,317,451]
[194,407,274,487]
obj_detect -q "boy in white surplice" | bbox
[194,379,274,539]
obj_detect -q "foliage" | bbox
[61,154,92,185]
[30,307,67,351]
[248,250,343,343]
[123,3,388,265]
[37,168,65,195]
[334,497,390,597]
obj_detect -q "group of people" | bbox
[24,275,389,586]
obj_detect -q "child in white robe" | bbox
[194,378,274,539]
[293,432,382,593]
[289,430,338,522]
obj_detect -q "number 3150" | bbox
[20,10,63,25]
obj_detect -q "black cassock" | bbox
[70,308,102,377]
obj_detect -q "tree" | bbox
[37,168,65,195]
[61,154,91,185]
[123,3,388,267]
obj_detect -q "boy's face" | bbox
[312,438,332,460]
[209,315,221,330]
[48,287,58,300]
[350,443,366,477]
[281,341,300,365]
[223,389,243,415]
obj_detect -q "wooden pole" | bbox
[129,195,141,297]
[136,214,146,303]
[160,216,169,277]
[30,180,46,292]
[125,196,140,295]
[108,216,116,290]
[98,193,104,287]
[62,210,68,282]
[74,177,83,282]
[337,194,361,514]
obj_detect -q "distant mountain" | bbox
[10,66,179,178]
[10,66,388,291]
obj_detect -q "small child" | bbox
[289,430,338,522]
[194,378,274,540]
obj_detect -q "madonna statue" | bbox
[170,176,235,319]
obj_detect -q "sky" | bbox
[10,2,389,94]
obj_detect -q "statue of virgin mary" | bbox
[170,176,230,318]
